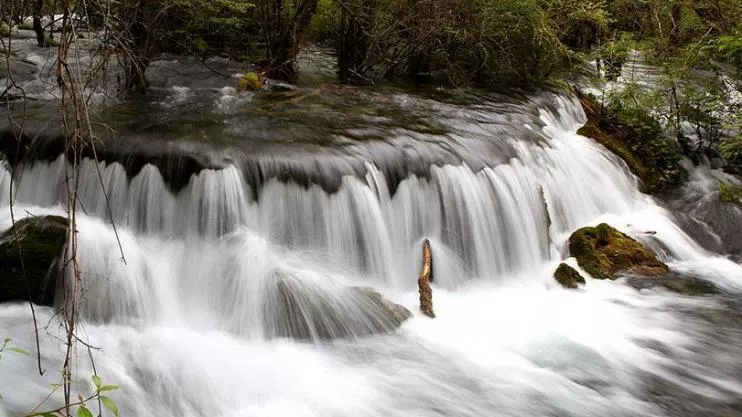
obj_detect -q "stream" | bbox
[2,36,742,417]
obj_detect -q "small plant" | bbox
[0,22,11,37]
[0,337,30,400]
[0,337,31,357]
[237,71,264,91]
[26,375,120,417]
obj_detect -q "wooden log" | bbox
[418,239,435,318]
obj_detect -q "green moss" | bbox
[568,223,668,280]
[237,72,264,92]
[0,216,68,306]
[553,263,585,289]
[719,182,742,205]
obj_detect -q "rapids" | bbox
[1,92,742,417]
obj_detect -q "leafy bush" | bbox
[0,22,10,37]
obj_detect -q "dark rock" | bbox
[568,223,669,280]
[553,263,585,289]
[623,271,720,296]
[0,215,68,306]
[263,269,411,341]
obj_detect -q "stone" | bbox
[553,263,585,289]
[568,223,669,280]
[0,215,68,306]
[263,269,411,340]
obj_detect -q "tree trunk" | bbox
[264,0,318,81]
[669,0,682,45]
[123,1,151,92]
[33,0,44,47]
[337,0,376,84]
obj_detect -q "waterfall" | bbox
[2,93,742,417]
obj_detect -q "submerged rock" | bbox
[568,223,669,280]
[263,270,411,341]
[0,216,68,306]
[623,271,720,296]
[553,263,585,289]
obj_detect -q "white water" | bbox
[1,95,742,417]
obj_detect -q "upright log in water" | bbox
[418,239,435,318]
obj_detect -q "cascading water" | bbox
[1,93,742,417]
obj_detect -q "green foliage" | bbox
[0,337,30,358]
[541,0,609,49]
[0,22,10,37]
[403,0,570,86]
[603,86,687,191]
[719,134,742,162]
[719,182,742,204]
[715,34,742,76]
[26,374,120,417]
[307,0,338,45]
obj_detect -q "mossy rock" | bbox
[0,216,68,306]
[237,72,264,92]
[553,263,585,289]
[568,223,669,280]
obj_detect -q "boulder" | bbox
[0,216,68,306]
[263,269,411,341]
[553,263,585,289]
[568,223,669,280]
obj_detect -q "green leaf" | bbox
[8,346,30,356]
[99,385,119,392]
[41,413,57,417]
[101,396,120,417]
[76,406,93,417]
[92,374,102,389]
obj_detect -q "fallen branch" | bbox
[418,239,434,318]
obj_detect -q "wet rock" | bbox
[263,270,411,341]
[568,223,669,280]
[268,82,297,92]
[623,271,720,296]
[553,263,585,289]
[0,215,68,306]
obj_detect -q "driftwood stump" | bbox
[418,239,435,318]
